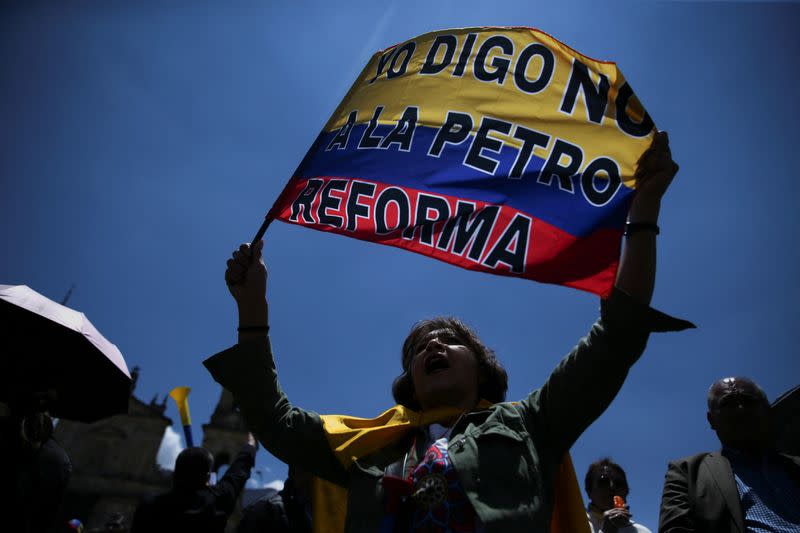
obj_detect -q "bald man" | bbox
[658,377,800,533]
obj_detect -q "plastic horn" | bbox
[169,386,194,447]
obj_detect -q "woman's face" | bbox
[409,328,480,411]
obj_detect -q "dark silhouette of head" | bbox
[392,317,508,411]
[20,411,54,450]
[173,447,214,490]
[707,376,771,453]
[3,390,56,451]
[585,458,629,511]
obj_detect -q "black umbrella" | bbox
[0,284,131,422]
[772,384,800,456]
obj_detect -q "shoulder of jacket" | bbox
[670,451,715,465]
[479,402,531,432]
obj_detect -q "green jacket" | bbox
[204,290,683,532]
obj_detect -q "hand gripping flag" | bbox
[267,27,656,297]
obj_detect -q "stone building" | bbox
[53,367,172,530]
[53,368,252,532]
[203,389,251,474]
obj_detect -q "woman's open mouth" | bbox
[425,353,450,374]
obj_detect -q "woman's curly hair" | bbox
[391,317,508,410]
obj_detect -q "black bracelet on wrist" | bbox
[624,222,660,237]
[237,325,270,333]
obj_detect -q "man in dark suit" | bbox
[658,377,800,533]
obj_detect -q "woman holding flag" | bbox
[205,132,690,533]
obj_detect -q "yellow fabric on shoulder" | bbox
[311,476,348,533]
[312,403,589,533]
[551,454,592,533]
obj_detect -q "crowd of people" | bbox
[2,131,798,533]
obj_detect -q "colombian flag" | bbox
[268,27,655,297]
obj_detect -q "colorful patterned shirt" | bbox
[408,424,478,533]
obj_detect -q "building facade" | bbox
[53,368,251,532]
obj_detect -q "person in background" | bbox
[131,433,257,533]
[236,464,313,533]
[585,458,651,533]
[659,376,800,533]
[0,395,72,533]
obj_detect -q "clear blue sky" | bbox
[2,0,798,528]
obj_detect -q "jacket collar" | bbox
[706,451,745,533]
